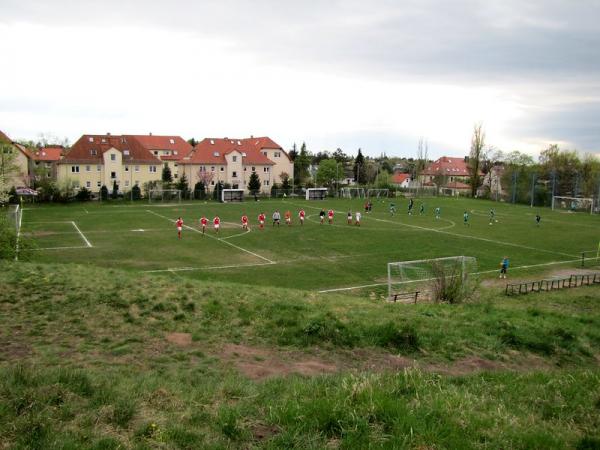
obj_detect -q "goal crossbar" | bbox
[552,196,594,214]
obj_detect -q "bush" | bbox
[100,185,109,201]
[374,322,420,353]
[131,184,141,201]
[75,187,92,201]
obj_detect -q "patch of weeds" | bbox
[301,312,358,347]
[135,422,160,440]
[173,312,186,321]
[56,368,94,397]
[217,407,245,441]
[576,436,600,450]
[90,437,123,450]
[166,426,204,448]
[373,322,420,353]
[182,301,195,312]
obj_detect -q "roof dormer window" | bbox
[174,151,178,155]
[123,150,130,156]
[101,138,106,143]
[169,138,175,144]
[90,149,97,156]
[237,140,241,145]
[210,139,215,145]
[213,152,219,156]
[241,152,246,157]
[88,137,94,142]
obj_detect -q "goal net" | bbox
[221,189,244,202]
[148,189,181,203]
[5,204,22,236]
[306,188,327,200]
[367,188,390,199]
[387,256,478,302]
[341,187,366,199]
[552,196,594,214]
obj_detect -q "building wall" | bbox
[4,147,30,188]
[179,163,276,193]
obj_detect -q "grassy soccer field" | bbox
[20,196,599,294]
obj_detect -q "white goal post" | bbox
[306,188,327,200]
[148,189,182,203]
[387,256,478,301]
[341,187,366,199]
[551,196,594,214]
[367,188,390,199]
[221,189,244,203]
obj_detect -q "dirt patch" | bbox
[251,423,279,442]
[0,337,32,360]
[165,332,192,347]
[428,356,504,376]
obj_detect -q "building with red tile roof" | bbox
[30,145,65,183]
[180,137,293,193]
[0,130,32,188]
[391,173,411,188]
[419,156,479,196]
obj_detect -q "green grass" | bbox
[1,260,600,448]
[18,196,600,294]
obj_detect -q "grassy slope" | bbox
[1,261,600,449]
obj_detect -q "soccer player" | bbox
[420,203,425,215]
[499,256,509,279]
[347,211,353,224]
[535,213,541,226]
[327,209,334,224]
[299,209,306,226]
[272,210,281,227]
[199,215,208,235]
[389,202,396,216]
[355,211,361,226]
[408,198,414,215]
[463,211,470,226]
[489,209,496,225]
[435,207,441,220]
[284,210,292,226]
[241,214,249,230]
[176,217,183,239]
[319,209,326,224]
[213,215,220,234]
[364,201,369,214]
[258,212,266,230]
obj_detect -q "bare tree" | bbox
[469,123,485,197]
[414,137,429,183]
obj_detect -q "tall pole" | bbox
[511,171,518,204]
[530,172,536,207]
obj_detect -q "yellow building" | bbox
[1,130,32,189]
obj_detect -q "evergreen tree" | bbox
[248,171,261,195]
[100,185,109,201]
[354,148,367,184]
[193,181,206,200]
[162,164,173,184]
[75,187,91,201]
[288,142,298,161]
[294,142,311,186]
[131,184,141,201]
[111,181,119,199]
[175,173,190,199]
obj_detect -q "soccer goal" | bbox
[148,189,182,203]
[5,204,22,236]
[306,188,327,200]
[221,189,244,203]
[552,196,594,214]
[367,188,390,199]
[387,256,478,302]
[341,187,366,199]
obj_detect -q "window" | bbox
[85,165,91,172]
[47,173,51,178]
[262,151,267,156]
[125,166,129,172]
[110,154,116,161]
[211,166,215,172]
[111,171,116,179]
[74,181,80,188]
[210,139,215,144]
[244,167,247,172]
[149,166,157,173]
[97,165,101,172]
[90,149,97,156]
[169,138,175,144]
[211,181,215,186]
[88,137,94,142]
[237,140,241,145]
[220,167,224,172]
[200,166,205,172]
[153,151,159,155]
[263,167,269,173]
[264,180,269,186]
[86,181,91,188]
[252,166,255,172]
[242,152,246,157]
[213,152,219,157]
[97,181,101,187]
[174,173,178,179]
[71,166,79,173]
[123,150,129,156]
[125,180,130,187]
[135,165,140,172]
[274,151,281,157]
[232,171,237,178]
[101,138,106,143]
[45,163,51,169]
[232,155,237,162]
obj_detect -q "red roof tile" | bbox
[0,130,11,143]
[32,147,63,161]
[444,181,470,189]
[182,137,286,166]
[421,156,471,177]
[392,173,411,184]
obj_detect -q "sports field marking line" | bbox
[316,257,591,293]
[143,261,275,273]
[71,221,93,248]
[146,210,274,264]
[14,206,23,261]
[32,245,92,251]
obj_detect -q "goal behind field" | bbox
[341,187,366,199]
[306,188,327,200]
[552,196,594,214]
[148,189,181,203]
[367,188,390,199]
[388,256,478,302]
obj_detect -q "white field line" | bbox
[71,221,93,248]
[143,261,274,273]
[33,246,92,251]
[317,257,592,293]
[146,210,275,264]
[14,207,23,261]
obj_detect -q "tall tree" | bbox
[469,123,485,197]
[279,172,291,191]
[162,164,173,184]
[248,171,261,195]
[0,142,18,204]
[288,143,298,161]
[353,149,367,184]
[316,159,342,188]
[175,173,190,199]
[293,142,311,186]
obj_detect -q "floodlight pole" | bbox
[530,172,536,207]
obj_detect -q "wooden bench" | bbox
[390,291,420,304]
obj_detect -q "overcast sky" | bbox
[1,0,599,159]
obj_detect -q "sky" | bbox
[1,0,599,159]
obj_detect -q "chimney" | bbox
[250,135,254,138]
[106,132,111,136]
[149,132,152,136]
[464,156,469,163]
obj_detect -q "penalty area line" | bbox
[71,221,93,247]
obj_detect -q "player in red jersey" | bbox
[327,209,334,224]
[241,214,249,230]
[299,209,305,226]
[213,215,220,234]
[200,216,208,235]
[258,212,266,230]
[284,210,292,226]
[176,217,183,239]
